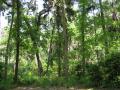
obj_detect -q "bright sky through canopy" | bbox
[0,0,107,37]
[0,0,44,37]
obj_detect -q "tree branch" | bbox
[2,0,12,7]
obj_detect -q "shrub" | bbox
[0,62,4,80]
[87,63,103,87]
[103,52,120,87]
[75,64,84,79]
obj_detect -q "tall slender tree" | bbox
[13,0,21,82]
[99,0,109,57]
[61,0,69,76]
[46,20,54,74]
[4,0,15,79]
[79,0,87,73]
[24,17,43,76]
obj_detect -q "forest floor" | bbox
[12,87,89,90]
[11,86,120,90]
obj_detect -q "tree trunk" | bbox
[79,0,86,73]
[91,0,99,63]
[99,0,109,57]
[46,27,54,74]
[4,1,15,79]
[35,52,43,76]
[55,3,62,77]
[24,17,43,76]
[14,0,21,83]
[61,0,69,76]
[57,28,61,77]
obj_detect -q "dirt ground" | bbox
[12,87,88,90]
[11,87,120,90]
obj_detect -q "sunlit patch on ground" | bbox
[12,87,94,90]
[12,87,120,90]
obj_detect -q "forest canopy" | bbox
[0,0,120,90]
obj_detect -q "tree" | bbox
[78,0,87,73]
[4,0,15,80]
[24,17,43,76]
[99,0,109,57]
[61,0,69,76]
[13,0,21,82]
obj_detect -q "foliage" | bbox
[0,62,4,80]
[103,52,120,87]
[0,0,120,89]
[87,63,103,87]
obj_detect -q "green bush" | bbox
[103,52,120,87]
[19,71,38,85]
[0,79,13,90]
[87,64,103,87]
[75,64,85,79]
[0,62,4,80]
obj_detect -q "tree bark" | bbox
[35,52,43,76]
[57,28,62,77]
[61,0,69,76]
[4,0,15,79]
[46,27,54,74]
[14,0,21,83]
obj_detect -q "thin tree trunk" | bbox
[14,0,21,83]
[46,28,54,73]
[60,0,69,76]
[24,18,43,76]
[55,4,62,77]
[57,28,61,77]
[79,0,86,73]
[99,0,109,57]
[91,0,99,62]
[4,1,15,79]
[35,52,43,76]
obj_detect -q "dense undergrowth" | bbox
[0,52,120,90]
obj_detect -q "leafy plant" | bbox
[103,52,120,87]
